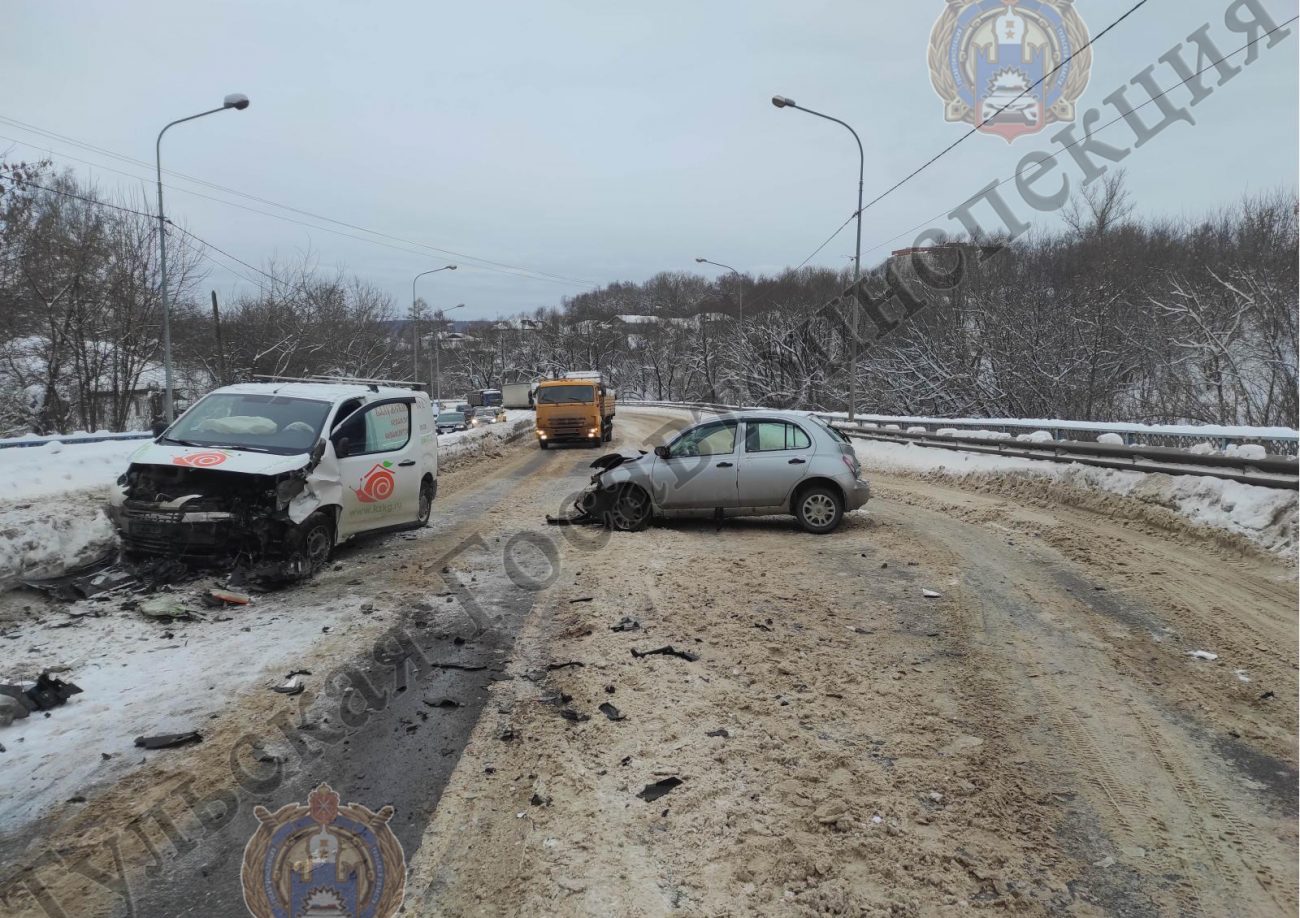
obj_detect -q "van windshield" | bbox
[163,393,331,455]
[538,385,594,404]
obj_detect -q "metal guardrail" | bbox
[0,432,153,450]
[625,401,1299,491]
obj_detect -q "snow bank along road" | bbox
[1,408,1296,917]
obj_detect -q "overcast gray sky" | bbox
[4,0,1296,319]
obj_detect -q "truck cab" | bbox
[534,373,616,448]
[107,380,439,577]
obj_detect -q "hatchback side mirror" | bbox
[335,436,353,458]
[654,445,671,460]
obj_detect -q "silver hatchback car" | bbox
[574,411,870,533]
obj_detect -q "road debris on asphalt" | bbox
[1,671,84,725]
[271,675,305,695]
[134,731,203,750]
[598,702,625,721]
[138,595,200,621]
[610,617,641,632]
[203,588,252,607]
[1186,650,1219,661]
[922,589,943,599]
[630,645,699,662]
[637,777,683,802]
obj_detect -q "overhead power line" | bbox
[855,15,1299,263]
[859,0,1151,220]
[794,0,1151,270]
[796,11,1294,272]
[0,117,598,288]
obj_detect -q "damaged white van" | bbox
[107,380,438,577]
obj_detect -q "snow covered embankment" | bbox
[0,439,137,588]
[0,413,536,588]
[854,438,1298,558]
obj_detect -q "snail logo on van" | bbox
[171,450,230,468]
[353,462,397,503]
[929,0,1091,142]
[240,784,406,918]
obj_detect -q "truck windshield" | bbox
[538,385,594,404]
[163,393,331,455]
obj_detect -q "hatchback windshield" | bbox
[437,412,465,423]
[537,385,594,404]
[164,394,331,455]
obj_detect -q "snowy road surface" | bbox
[0,408,1296,917]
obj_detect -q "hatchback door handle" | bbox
[716,461,733,468]
[788,458,806,465]
[397,459,417,467]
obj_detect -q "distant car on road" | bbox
[436,411,469,434]
[572,410,870,533]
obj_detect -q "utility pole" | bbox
[155,93,250,421]
[210,290,227,386]
[771,94,864,421]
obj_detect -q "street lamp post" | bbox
[412,265,457,386]
[430,304,465,403]
[694,257,744,331]
[156,93,250,423]
[771,94,864,422]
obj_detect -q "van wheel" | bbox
[289,511,334,578]
[417,477,436,527]
[607,484,652,532]
[795,485,843,534]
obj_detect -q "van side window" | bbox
[365,403,410,453]
[333,402,411,456]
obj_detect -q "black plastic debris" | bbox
[546,661,585,672]
[560,708,590,723]
[424,697,461,709]
[637,777,683,802]
[530,792,551,806]
[631,646,699,662]
[20,551,125,601]
[1,672,84,717]
[569,597,594,604]
[500,729,519,742]
[429,662,488,672]
[134,732,202,750]
[610,617,641,633]
[1261,691,1276,700]
[706,728,730,738]
[598,702,625,722]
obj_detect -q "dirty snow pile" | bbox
[0,439,141,587]
[853,438,1298,556]
[437,412,534,469]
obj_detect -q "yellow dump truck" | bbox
[534,373,616,449]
